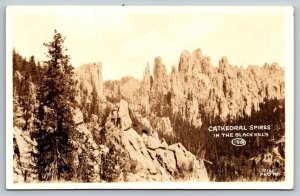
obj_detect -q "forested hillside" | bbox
[12,30,209,183]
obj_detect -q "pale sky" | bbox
[9,6,289,80]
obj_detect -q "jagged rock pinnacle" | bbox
[153,56,167,79]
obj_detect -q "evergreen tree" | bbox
[19,59,33,130]
[34,30,77,181]
[88,84,99,121]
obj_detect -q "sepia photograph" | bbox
[6,6,294,189]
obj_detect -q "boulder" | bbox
[168,143,194,172]
[106,125,209,182]
[109,128,159,177]
[146,135,161,150]
[155,148,177,175]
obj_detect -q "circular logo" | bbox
[231,138,246,146]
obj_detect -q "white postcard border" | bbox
[6,6,294,190]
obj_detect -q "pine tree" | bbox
[34,30,77,181]
[88,84,99,121]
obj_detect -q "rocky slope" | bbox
[13,98,208,182]
[101,99,209,181]
[68,99,208,182]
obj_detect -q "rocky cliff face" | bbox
[103,48,284,132]
[13,105,37,183]
[170,49,284,124]
[75,62,104,103]
[70,48,284,182]
[13,126,37,183]
[102,99,209,182]
[67,99,208,182]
